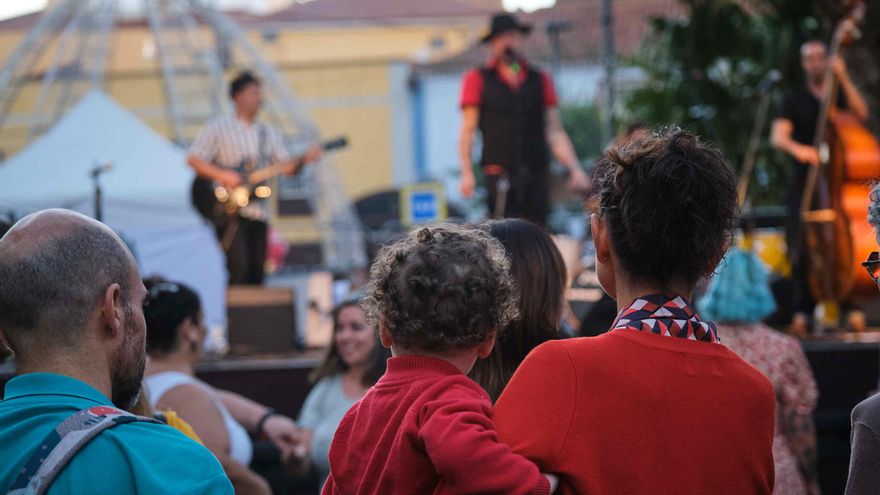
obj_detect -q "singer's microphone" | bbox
[503,47,519,63]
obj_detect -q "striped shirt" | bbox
[189,115,290,220]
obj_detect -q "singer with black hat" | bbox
[459,13,589,225]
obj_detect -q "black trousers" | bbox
[484,167,550,226]
[217,217,267,285]
[787,188,815,317]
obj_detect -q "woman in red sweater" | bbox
[494,129,776,494]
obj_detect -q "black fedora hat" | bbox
[480,13,532,43]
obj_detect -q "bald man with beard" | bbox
[0,210,232,495]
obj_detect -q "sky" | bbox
[0,0,557,22]
[0,1,46,21]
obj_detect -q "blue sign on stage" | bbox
[401,183,447,226]
[411,192,437,223]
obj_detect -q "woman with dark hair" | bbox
[295,294,389,486]
[469,218,567,402]
[493,129,776,494]
[142,279,305,495]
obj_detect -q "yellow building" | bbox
[0,0,499,246]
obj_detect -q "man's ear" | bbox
[379,325,394,349]
[100,283,124,340]
[477,332,496,358]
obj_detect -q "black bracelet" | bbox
[256,408,276,437]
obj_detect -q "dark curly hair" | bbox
[363,223,519,353]
[595,128,738,289]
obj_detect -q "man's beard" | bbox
[110,305,146,410]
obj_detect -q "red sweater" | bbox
[494,331,776,495]
[322,355,550,495]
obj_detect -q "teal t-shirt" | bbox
[0,373,233,494]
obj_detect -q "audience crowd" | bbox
[2,129,880,494]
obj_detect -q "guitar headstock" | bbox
[322,136,349,151]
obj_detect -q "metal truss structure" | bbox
[0,0,366,271]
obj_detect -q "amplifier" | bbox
[226,285,297,354]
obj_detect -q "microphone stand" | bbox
[91,162,111,223]
[737,71,781,210]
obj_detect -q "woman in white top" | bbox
[294,293,389,487]
[143,279,306,495]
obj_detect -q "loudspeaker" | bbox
[226,286,297,354]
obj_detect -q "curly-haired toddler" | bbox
[322,223,555,494]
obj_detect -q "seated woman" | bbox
[293,293,389,486]
[469,218,568,402]
[143,279,305,495]
[700,247,820,495]
[493,129,777,494]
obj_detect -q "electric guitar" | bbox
[192,136,348,225]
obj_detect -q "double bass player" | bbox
[770,39,868,333]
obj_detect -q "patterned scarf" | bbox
[611,293,720,343]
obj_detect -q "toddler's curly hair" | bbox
[363,223,519,353]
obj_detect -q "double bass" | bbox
[801,0,880,326]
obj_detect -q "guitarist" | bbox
[770,40,868,333]
[187,71,321,285]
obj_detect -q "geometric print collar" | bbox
[611,293,720,344]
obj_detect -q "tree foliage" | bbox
[561,103,603,163]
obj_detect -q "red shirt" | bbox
[460,59,558,108]
[494,332,776,495]
[323,355,550,495]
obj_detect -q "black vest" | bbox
[478,66,549,173]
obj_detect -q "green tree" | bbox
[561,103,603,163]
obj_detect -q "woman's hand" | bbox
[262,414,305,453]
[280,429,313,476]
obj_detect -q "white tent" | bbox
[0,90,227,345]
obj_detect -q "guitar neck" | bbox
[244,136,347,185]
[801,19,852,217]
[246,157,304,185]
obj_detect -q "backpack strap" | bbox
[8,406,160,495]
